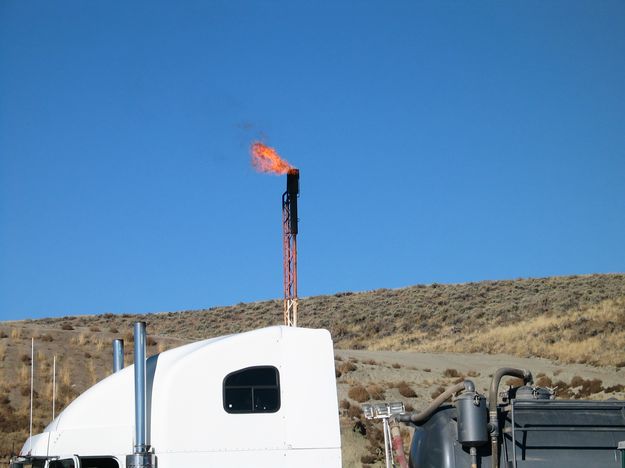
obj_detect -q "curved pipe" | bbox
[488,368,532,468]
[398,380,475,424]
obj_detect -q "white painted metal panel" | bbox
[20,326,342,467]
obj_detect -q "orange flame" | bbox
[250,141,295,174]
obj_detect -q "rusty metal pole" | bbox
[293,235,298,326]
[283,170,299,327]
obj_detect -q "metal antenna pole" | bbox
[52,355,56,421]
[29,337,34,453]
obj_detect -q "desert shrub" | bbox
[146,336,157,346]
[361,454,377,464]
[20,354,31,364]
[61,324,74,331]
[505,377,524,387]
[347,404,362,418]
[38,334,54,342]
[339,362,357,374]
[0,411,29,432]
[348,385,370,402]
[404,402,414,412]
[335,369,342,378]
[367,384,386,400]
[109,327,119,334]
[366,424,385,446]
[0,395,10,405]
[554,380,574,399]
[392,363,401,369]
[0,330,8,338]
[363,359,377,365]
[578,378,603,397]
[398,381,417,398]
[536,375,553,387]
[423,368,431,372]
[443,368,461,378]
[339,399,351,409]
[570,376,584,388]
[467,370,480,377]
[89,326,101,332]
[604,384,625,393]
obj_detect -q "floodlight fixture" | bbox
[362,401,405,420]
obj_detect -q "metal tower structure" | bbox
[283,170,299,327]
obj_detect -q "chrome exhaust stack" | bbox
[126,322,156,468]
[112,339,124,373]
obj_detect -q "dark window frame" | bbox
[223,365,281,414]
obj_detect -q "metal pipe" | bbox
[398,380,475,424]
[126,322,156,468]
[470,446,478,468]
[113,339,124,373]
[488,368,533,468]
[382,418,392,468]
[133,323,148,453]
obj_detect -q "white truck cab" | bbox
[11,325,341,468]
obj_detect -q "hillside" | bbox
[1,273,624,464]
[26,273,625,365]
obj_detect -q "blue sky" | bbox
[1,1,624,321]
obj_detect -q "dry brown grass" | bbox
[71,333,89,346]
[338,361,357,374]
[410,298,625,366]
[95,338,106,352]
[1,274,621,365]
[366,384,385,400]
[348,385,370,402]
[18,366,29,386]
[87,360,98,386]
[60,366,71,387]
[397,381,417,398]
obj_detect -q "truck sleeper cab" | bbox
[13,326,341,468]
